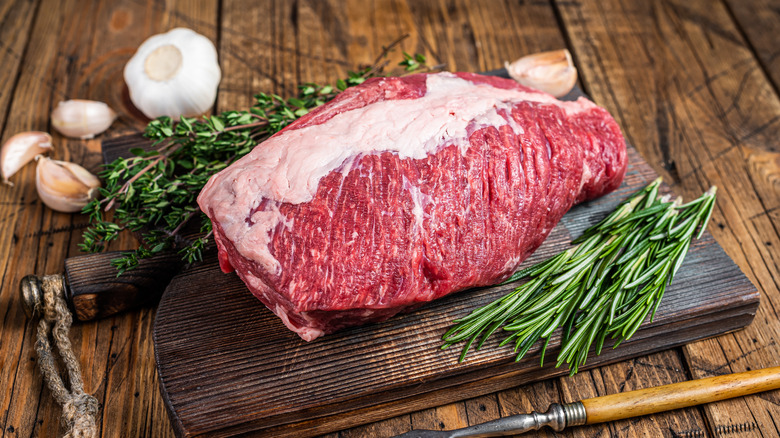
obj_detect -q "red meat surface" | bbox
[198,72,627,341]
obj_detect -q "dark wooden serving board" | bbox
[101,86,759,438]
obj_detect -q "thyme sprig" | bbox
[80,39,434,274]
[442,178,717,374]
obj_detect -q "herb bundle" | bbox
[80,42,432,274]
[442,178,717,374]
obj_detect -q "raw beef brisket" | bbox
[198,72,627,341]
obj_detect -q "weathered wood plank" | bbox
[218,2,416,436]
[495,379,560,438]
[374,1,615,435]
[0,0,40,136]
[149,1,760,433]
[217,2,695,438]
[463,394,501,429]
[0,1,217,437]
[210,1,729,437]
[554,0,780,436]
[723,0,780,93]
[434,1,713,437]
[2,1,775,437]
[379,0,572,434]
[560,351,709,437]
[83,4,218,437]
[0,0,89,434]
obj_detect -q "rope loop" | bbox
[34,274,99,438]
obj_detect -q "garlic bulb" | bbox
[505,49,578,98]
[51,100,117,139]
[1,131,53,185]
[35,156,100,213]
[124,28,221,119]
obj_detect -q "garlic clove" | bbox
[51,99,117,139]
[35,156,101,213]
[124,27,221,119]
[505,49,578,98]
[1,131,53,185]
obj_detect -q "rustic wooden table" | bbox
[1,0,778,437]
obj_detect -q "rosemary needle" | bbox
[442,178,717,375]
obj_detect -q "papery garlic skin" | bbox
[505,49,578,98]
[124,28,221,119]
[51,100,117,139]
[1,131,53,185]
[35,156,100,213]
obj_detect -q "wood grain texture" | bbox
[554,0,780,436]
[153,141,757,436]
[64,250,183,321]
[0,0,40,140]
[326,2,710,437]
[723,0,780,93]
[0,1,216,437]
[1,1,778,437]
[582,366,780,424]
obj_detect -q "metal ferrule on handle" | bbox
[451,402,585,437]
[396,402,586,438]
[458,402,586,437]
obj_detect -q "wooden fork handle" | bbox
[583,366,780,424]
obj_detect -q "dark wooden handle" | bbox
[61,251,184,321]
[583,366,780,424]
[20,250,184,322]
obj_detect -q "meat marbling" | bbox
[197,72,627,341]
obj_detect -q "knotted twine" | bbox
[34,274,99,438]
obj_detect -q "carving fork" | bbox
[395,366,780,437]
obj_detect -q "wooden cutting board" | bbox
[102,85,759,438]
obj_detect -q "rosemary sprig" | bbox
[80,40,434,274]
[442,178,717,374]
